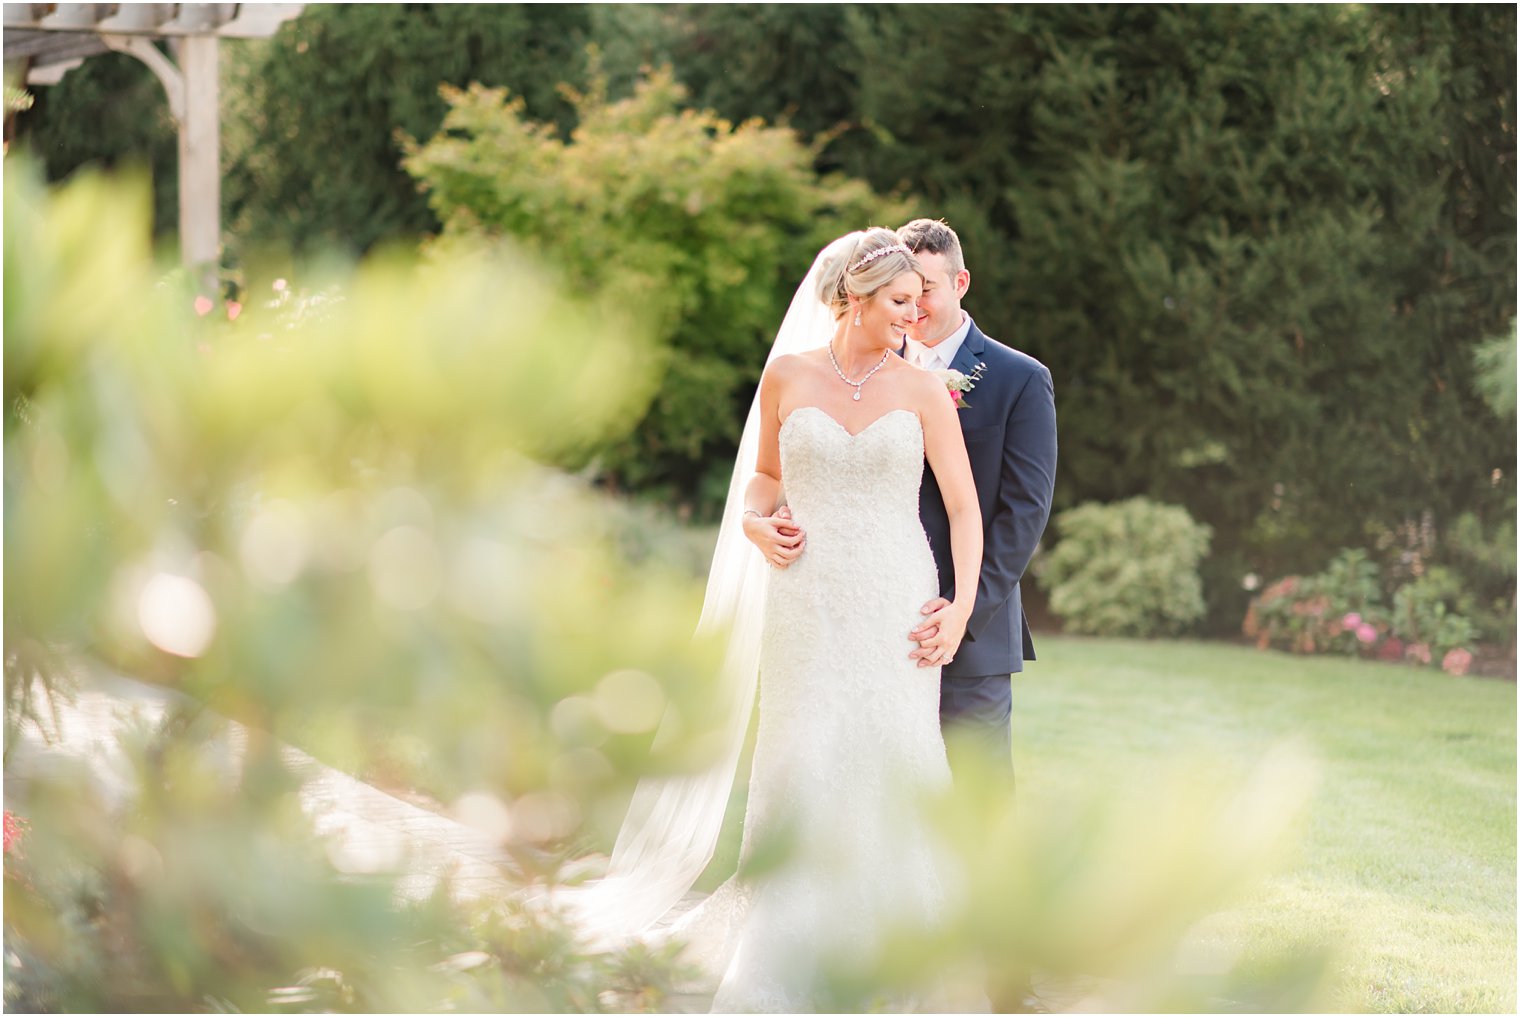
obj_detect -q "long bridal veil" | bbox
[556,233,861,943]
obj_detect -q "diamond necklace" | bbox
[827,342,891,401]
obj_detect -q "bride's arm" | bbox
[742,359,806,568]
[918,377,983,662]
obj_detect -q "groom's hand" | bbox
[744,505,806,569]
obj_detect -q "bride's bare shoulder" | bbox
[761,351,823,385]
[771,350,826,370]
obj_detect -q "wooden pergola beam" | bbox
[3,3,303,291]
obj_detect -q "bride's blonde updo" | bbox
[816,227,923,320]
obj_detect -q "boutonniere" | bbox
[933,362,988,410]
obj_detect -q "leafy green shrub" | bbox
[402,64,905,517]
[1445,509,1518,646]
[1390,567,1480,663]
[1039,498,1212,637]
[1361,506,1515,648]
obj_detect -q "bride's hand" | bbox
[743,505,806,569]
[909,596,970,667]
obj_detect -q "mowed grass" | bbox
[1016,637,1515,1013]
[702,636,1514,1011]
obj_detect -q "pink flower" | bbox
[1355,623,1378,644]
[1342,612,1362,628]
[1377,637,1404,661]
[226,301,243,321]
[1442,648,1473,676]
[193,295,214,316]
[1406,642,1432,665]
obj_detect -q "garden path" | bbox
[4,666,514,904]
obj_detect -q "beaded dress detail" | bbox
[671,406,954,1012]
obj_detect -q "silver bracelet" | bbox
[742,509,763,519]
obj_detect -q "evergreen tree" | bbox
[223,3,596,261]
[594,3,860,145]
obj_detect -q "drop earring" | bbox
[853,311,862,327]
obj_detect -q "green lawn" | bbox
[704,636,1515,1012]
[1016,637,1515,1013]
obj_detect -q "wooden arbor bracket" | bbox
[99,33,185,122]
[99,31,219,291]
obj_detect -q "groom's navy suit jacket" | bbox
[911,317,1057,677]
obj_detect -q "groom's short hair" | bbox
[897,218,965,277]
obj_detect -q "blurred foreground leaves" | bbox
[5,158,729,794]
[4,159,717,1010]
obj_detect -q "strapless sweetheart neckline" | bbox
[779,405,919,439]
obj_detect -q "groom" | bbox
[898,218,1057,776]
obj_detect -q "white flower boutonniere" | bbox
[933,362,988,410]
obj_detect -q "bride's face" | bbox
[855,271,923,349]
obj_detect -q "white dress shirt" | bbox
[904,313,972,371]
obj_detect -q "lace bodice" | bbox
[777,406,928,536]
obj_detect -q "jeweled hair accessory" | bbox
[849,243,911,271]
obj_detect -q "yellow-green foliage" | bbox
[402,64,908,513]
[4,160,720,1010]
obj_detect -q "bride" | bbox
[563,229,983,1011]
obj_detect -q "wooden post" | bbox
[177,34,219,294]
[102,32,221,293]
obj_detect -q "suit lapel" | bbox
[950,318,987,378]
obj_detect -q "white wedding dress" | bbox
[670,405,956,1012]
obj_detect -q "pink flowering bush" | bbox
[1245,549,1480,672]
[1243,550,1389,656]
[1442,648,1474,676]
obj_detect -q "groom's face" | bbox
[905,251,969,347]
